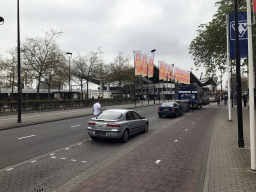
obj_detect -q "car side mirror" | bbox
[141,116,145,119]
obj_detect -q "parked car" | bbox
[158,102,183,118]
[87,109,148,143]
[209,97,216,102]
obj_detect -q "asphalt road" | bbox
[0,104,221,192]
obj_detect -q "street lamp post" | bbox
[151,49,156,104]
[190,68,193,113]
[66,52,72,99]
[17,0,22,123]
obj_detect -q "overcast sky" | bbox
[1,0,223,88]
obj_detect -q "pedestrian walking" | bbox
[243,94,248,107]
[93,99,101,117]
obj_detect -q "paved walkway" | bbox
[2,101,256,191]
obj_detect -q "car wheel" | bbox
[90,136,98,140]
[181,109,183,115]
[175,111,179,118]
[121,129,129,143]
[143,123,148,133]
[159,114,162,118]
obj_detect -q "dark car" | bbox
[158,102,183,118]
[87,109,148,143]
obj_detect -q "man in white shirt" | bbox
[93,100,101,117]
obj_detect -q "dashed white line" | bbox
[50,153,55,156]
[71,124,81,128]
[31,160,37,163]
[51,156,56,159]
[175,140,178,142]
[60,158,66,160]
[18,135,36,140]
[65,148,70,150]
[78,143,82,145]
[71,159,77,162]
[81,161,87,163]
[185,129,188,131]
[6,168,14,171]
[155,160,161,164]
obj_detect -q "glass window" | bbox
[97,111,123,120]
[161,103,174,107]
[132,111,141,119]
[126,112,135,120]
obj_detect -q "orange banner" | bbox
[171,66,174,81]
[148,56,154,78]
[175,67,179,83]
[142,54,148,77]
[134,50,142,76]
[159,61,165,80]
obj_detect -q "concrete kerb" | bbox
[0,102,158,131]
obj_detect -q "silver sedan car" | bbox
[87,109,149,143]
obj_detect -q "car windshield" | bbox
[161,103,174,107]
[96,111,123,120]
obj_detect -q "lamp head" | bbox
[151,49,156,53]
[0,17,4,25]
[66,52,72,57]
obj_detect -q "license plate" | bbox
[95,131,106,136]
[163,109,169,111]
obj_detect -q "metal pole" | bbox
[133,51,136,106]
[226,14,232,121]
[17,0,21,123]
[247,0,256,170]
[151,50,156,104]
[234,0,244,148]
[190,68,193,113]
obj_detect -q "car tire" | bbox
[143,123,148,133]
[175,111,179,118]
[159,114,162,118]
[181,109,183,115]
[121,129,129,143]
[90,136,98,140]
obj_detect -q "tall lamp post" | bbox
[151,49,156,104]
[190,68,193,113]
[66,52,72,99]
[0,16,4,103]
[17,0,22,123]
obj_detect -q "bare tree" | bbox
[21,29,63,99]
[108,52,131,97]
[72,48,102,99]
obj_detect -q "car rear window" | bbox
[161,103,174,107]
[97,111,123,120]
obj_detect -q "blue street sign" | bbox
[229,12,253,59]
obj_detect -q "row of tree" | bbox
[0,29,145,100]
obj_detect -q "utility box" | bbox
[177,100,190,112]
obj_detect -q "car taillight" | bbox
[107,123,120,127]
[88,121,95,125]
[172,108,175,111]
[158,107,160,111]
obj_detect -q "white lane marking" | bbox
[51,156,56,159]
[18,135,36,140]
[6,168,14,171]
[60,158,66,160]
[81,161,87,163]
[155,160,161,164]
[185,129,188,131]
[50,153,55,156]
[71,124,81,128]
[65,148,70,150]
[31,160,37,163]
[78,143,82,145]
[175,140,178,142]
[71,159,77,162]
